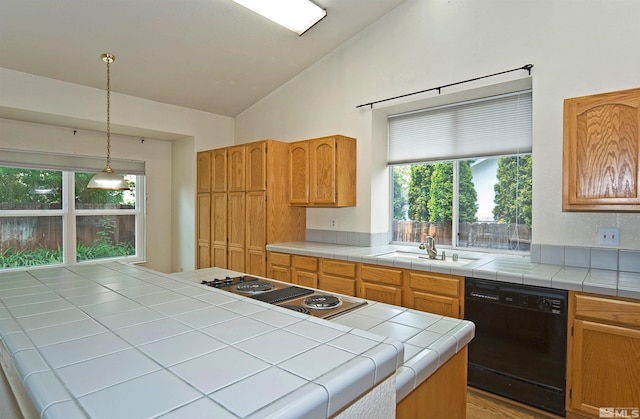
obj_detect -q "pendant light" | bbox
[87,53,130,191]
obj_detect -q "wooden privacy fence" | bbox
[392,220,532,251]
[0,203,134,252]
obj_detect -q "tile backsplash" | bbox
[306,229,390,247]
[531,243,640,273]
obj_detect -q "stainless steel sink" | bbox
[373,250,478,266]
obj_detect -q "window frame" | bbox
[379,88,533,255]
[0,167,145,270]
[389,154,532,254]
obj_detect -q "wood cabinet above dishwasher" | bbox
[563,87,640,211]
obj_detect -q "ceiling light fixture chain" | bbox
[104,53,113,170]
[87,52,130,190]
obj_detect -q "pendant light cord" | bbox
[106,57,112,170]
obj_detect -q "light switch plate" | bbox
[598,228,620,246]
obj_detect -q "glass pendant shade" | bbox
[88,53,130,191]
[87,167,130,190]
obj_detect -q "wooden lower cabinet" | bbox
[210,192,227,269]
[406,271,463,318]
[359,264,403,306]
[245,191,265,276]
[292,255,319,289]
[227,246,245,273]
[396,347,468,419]
[266,253,465,319]
[267,252,292,283]
[196,193,211,268]
[567,292,640,418]
[320,259,357,296]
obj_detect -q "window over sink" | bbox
[389,90,532,252]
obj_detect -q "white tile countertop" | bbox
[0,262,474,418]
[266,242,640,300]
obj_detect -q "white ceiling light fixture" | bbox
[232,0,327,36]
[87,53,130,191]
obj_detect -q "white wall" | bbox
[0,68,235,272]
[235,0,640,250]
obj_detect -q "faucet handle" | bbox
[418,243,426,250]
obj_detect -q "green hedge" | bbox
[0,243,135,268]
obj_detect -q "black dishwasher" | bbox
[464,278,568,416]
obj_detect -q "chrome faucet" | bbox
[419,235,438,259]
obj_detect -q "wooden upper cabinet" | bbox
[310,137,338,205]
[563,87,640,211]
[289,141,310,204]
[246,142,267,191]
[290,135,356,207]
[211,148,227,192]
[196,151,211,193]
[228,145,246,192]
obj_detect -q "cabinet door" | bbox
[360,281,402,306]
[211,192,227,268]
[569,320,640,416]
[563,87,640,211]
[309,137,337,205]
[293,271,318,289]
[410,290,460,318]
[211,148,227,192]
[246,249,265,276]
[245,191,266,276]
[292,255,319,288]
[227,192,245,249]
[268,253,292,283]
[289,141,309,204]
[196,193,210,268]
[197,151,211,193]
[228,145,246,192]
[270,265,291,283]
[246,142,267,191]
[228,246,245,273]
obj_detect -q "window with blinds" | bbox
[388,90,532,164]
[389,90,533,252]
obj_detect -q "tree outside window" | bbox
[392,154,532,251]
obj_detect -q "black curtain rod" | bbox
[356,64,533,109]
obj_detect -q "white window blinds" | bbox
[388,90,532,164]
[0,149,145,175]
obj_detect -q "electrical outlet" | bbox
[598,227,620,246]
[330,219,337,230]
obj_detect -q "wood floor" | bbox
[467,387,563,419]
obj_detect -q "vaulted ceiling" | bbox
[0,0,405,117]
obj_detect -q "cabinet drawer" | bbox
[361,265,403,286]
[408,272,461,298]
[574,293,640,328]
[269,252,291,267]
[321,259,357,278]
[293,255,318,271]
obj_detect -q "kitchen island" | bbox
[0,262,473,418]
